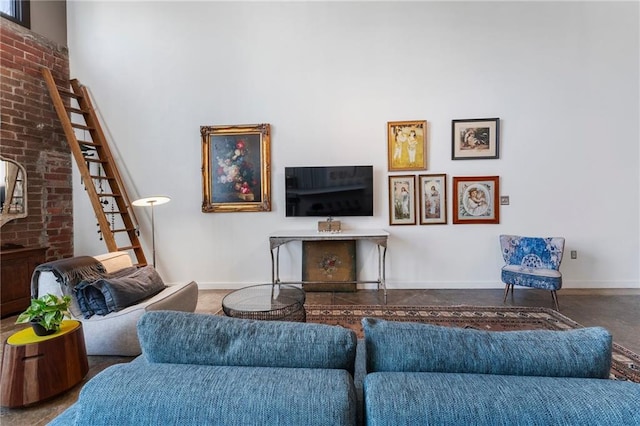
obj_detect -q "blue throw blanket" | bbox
[74,266,166,318]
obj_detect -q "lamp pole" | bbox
[132,196,171,268]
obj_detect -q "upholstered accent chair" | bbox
[499,235,565,311]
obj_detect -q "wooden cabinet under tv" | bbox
[1,247,47,318]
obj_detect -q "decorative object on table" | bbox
[388,175,416,225]
[132,196,171,267]
[201,123,271,213]
[317,217,341,233]
[452,175,500,224]
[499,234,566,311]
[387,120,427,171]
[15,293,71,336]
[451,118,500,160]
[302,240,356,292]
[418,173,447,225]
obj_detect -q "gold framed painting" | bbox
[419,173,447,225]
[201,123,271,213]
[387,120,427,171]
[452,175,500,224]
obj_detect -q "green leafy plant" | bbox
[16,294,71,332]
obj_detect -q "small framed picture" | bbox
[451,118,500,160]
[452,176,500,224]
[388,175,416,225]
[418,174,447,225]
[387,120,427,171]
[201,123,271,213]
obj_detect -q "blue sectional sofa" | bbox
[49,312,640,426]
[49,311,358,426]
[363,318,640,425]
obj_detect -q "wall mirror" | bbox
[0,156,28,227]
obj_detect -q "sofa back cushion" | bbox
[138,311,357,374]
[362,318,612,378]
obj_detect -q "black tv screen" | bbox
[285,165,374,217]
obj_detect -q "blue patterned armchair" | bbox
[499,235,565,310]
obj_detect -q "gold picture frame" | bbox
[387,120,427,171]
[201,123,271,213]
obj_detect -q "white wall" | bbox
[66,1,639,290]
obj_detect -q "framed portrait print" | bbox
[419,174,447,225]
[452,176,500,224]
[387,120,427,171]
[451,118,500,160]
[201,123,271,213]
[388,175,416,225]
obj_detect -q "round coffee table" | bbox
[222,284,306,322]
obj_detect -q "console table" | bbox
[269,229,389,300]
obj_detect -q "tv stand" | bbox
[269,229,389,302]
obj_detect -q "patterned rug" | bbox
[305,305,640,383]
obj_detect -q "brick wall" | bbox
[0,17,73,260]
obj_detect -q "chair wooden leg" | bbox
[503,284,513,304]
[551,290,560,311]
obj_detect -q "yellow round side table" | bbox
[0,320,89,407]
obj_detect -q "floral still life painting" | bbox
[201,124,271,212]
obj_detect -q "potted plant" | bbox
[16,294,72,336]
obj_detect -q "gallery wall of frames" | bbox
[387,118,501,226]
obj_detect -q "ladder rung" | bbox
[117,245,141,251]
[98,193,122,198]
[112,228,135,233]
[72,123,94,131]
[79,141,100,147]
[105,211,126,215]
[85,158,106,163]
[57,88,82,99]
[89,175,114,180]
[66,106,86,114]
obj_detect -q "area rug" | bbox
[305,304,640,383]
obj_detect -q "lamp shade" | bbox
[132,196,171,207]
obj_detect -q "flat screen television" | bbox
[285,165,374,217]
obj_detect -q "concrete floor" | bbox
[2,288,639,425]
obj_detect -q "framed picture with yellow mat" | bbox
[302,240,356,292]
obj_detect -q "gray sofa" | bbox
[49,312,640,426]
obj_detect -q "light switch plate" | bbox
[500,196,510,205]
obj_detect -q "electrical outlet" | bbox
[570,250,577,259]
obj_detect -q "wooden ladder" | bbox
[41,67,148,266]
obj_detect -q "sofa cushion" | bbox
[51,363,357,426]
[362,318,612,378]
[74,265,166,318]
[363,372,640,426]
[138,311,357,373]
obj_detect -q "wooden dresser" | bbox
[0,247,47,318]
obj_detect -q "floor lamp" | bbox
[132,196,171,267]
